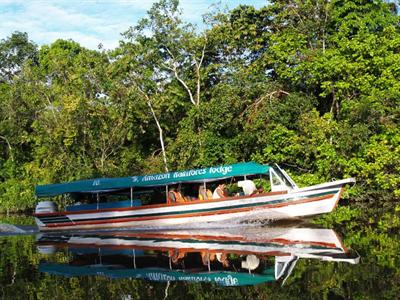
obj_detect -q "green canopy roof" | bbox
[35,162,270,198]
[40,263,275,286]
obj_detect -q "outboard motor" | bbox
[35,201,57,214]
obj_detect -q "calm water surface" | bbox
[0,215,398,300]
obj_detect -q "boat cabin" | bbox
[35,162,297,214]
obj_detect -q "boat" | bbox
[34,162,355,231]
[36,226,359,286]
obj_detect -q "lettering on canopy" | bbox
[173,168,207,178]
[141,173,171,182]
[144,272,240,286]
[131,165,234,186]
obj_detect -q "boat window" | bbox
[272,164,298,189]
[269,169,290,192]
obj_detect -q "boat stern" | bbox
[34,201,57,230]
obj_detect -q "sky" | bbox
[0,0,266,50]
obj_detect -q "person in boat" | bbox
[237,180,257,196]
[241,254,260,271]
[213,183,228,199]
[168,186,186,203]
[169,249,186,264]
[198,185,213,201]
[216,252,230,267]
[201,251,216,266]
[201,251,230,267]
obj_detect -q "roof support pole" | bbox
[132,249,136,269]
[207,254,211,272]
[96,193,99,210]
[130,187,133,207]
[98,248,102,264]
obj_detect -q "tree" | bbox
[0,31,38,83]
[264,0,400,119]
[124,0,207,107]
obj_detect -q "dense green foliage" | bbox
[1,2,399,297]
[0,0,399,214]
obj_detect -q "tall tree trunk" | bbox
[330,89,340,120]
[0,135,14,162]
[135,85,169,172]
[147,101,169,172]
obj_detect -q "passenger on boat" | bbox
[257,187,265,194]
[201,251,230,267]
[201,251,216,266]
[241,254,260,270]
[237,180,257,196]
[198,185,213,200]
[169,249,186,264]
[168,187,186,203]
[216,252,230,267]
[212,183,227,199]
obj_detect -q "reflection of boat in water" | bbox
[34,162,355,231]
[37,227,359,286]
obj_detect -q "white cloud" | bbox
[0,0,266,50]
[0,0,150,49]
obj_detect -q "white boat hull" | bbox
[34,179,352,231]
[36,226,359,264]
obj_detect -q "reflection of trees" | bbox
[0,224,399,299]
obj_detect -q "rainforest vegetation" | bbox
[0,0,399,214]
[1,1,399,298]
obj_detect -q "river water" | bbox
[0,215,398,299]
